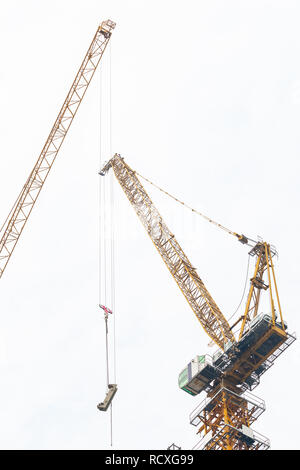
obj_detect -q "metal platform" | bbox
[192,423,270,450]
[189,387,266,428]
[212,314,296,391]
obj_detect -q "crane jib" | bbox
[100,154,235,350]
[0,20,116,280]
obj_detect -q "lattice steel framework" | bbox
[101,154,235,350]
[239,241,284,339]
[100,154,296,450]
[191,385,270,450]
[0,19,115,278]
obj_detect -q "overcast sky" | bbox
[0,0,299,450]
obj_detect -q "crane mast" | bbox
[0,19,115,279]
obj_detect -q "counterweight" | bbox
[0,19,116,278]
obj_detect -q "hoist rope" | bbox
[227,254,251,323]
[105,315,110,386]
[108,39,116,384]
[136,172,238,239]
[136,169,252,331]
[98,40,115,448]
[108,41,116,448]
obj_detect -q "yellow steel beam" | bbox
[108,154,235,350]
[0,19,115,278]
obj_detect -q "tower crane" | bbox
[100,154,296,450]
[0,18,295,450]
[0,19,115,279]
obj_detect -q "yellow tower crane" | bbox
[100,154,296,450]
[0,19,115,278]
[0,18,295,450]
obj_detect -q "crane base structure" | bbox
[190,386,269,450]
[180,314,296,449]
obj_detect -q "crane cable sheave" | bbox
[0,19,116,280]
[100,154,235,350]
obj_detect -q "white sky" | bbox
[0,0,299,450]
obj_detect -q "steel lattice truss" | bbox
[108,155,235,349]
[191,386,270,450]
[0,19,116,278]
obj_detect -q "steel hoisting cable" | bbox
[136,170,252,328]
[136,172,241,241]
[105,313,110,386]
[99,58,103,306]
[108,40,115,448]
[98,48,109,433]
[98,41,115,448]
[227,253,251,323]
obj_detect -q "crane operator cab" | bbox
[178,355,221,396]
